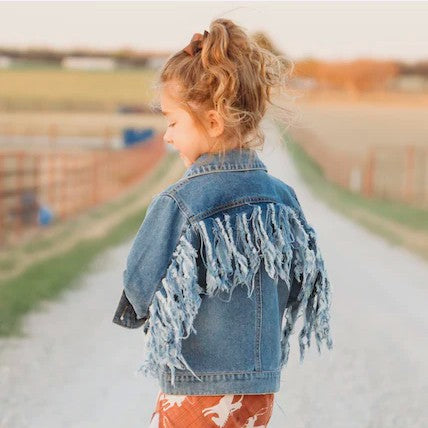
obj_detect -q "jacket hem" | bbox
[158,369,281,395]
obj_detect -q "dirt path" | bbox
[0,119,427,427]
[263,119,428,427]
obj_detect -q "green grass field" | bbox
[0,68,158,111]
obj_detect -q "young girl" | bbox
[113,18,333,427]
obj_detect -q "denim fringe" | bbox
[137,202,333,387]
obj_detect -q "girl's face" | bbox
[160,82,223,167]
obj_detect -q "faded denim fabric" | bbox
[113,147,333,395]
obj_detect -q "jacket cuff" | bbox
[112,289,149,330]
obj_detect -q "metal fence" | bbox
[0,134,166,247]
[298,140,428,207]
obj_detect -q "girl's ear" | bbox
[204,109,224,138]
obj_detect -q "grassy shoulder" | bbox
[0,150,185,337]
[276,122,428,262]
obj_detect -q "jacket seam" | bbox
[192,197,278,221]
[160,191,192,223]
[164,167,267,192]
[159,369,280,377]
[184,166,267,180]
[163,177,189,194]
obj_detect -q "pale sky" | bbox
[0,1,427,62]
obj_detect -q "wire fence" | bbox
[298,139,428,208]
[0,134,166,247]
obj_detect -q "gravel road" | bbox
[1,119,427,428]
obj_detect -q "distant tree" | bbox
[295,58,400,94]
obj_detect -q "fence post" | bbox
[92,151,99,206]
[363,147,375,198]
[15,151,24,238]
[36,153,41,227]
[59,153,66,220]
[48,152,54,220]
[403,144,415,202]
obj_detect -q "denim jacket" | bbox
[112,147,333,395]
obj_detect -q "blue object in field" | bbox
[122,128,154,147]
[38,205,54,226]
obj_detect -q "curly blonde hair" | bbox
[150,18,297,161]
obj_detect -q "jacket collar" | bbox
[182,148,268,179]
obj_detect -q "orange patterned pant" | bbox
[149,390,275,427]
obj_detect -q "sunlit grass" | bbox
[0,68,158,111]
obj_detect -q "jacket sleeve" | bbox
[112,289,149,330]
[113,192,188,325]
[282,186,333,363]
[286,186,326,308]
